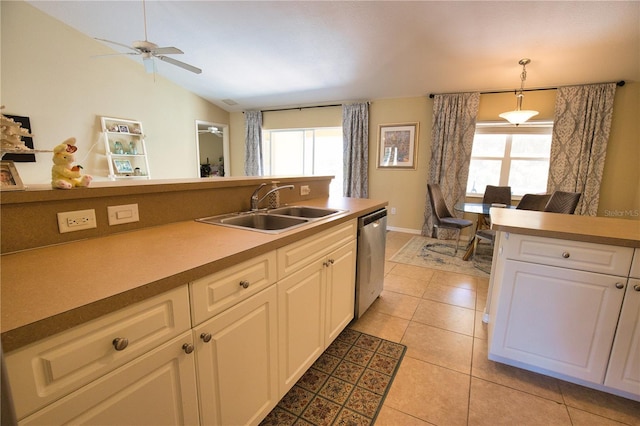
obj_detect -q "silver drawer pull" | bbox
[239,280,250,289]
[200,333,212,343]
[615,282,625,290]
[562,252,570,259]
[634,285,640,292]
[182,343,194,354]
[112,337,129,351]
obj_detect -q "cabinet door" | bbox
[19,332,199,426]
[489,260,625,383]
[325,240,357,345]
[194,286,278,426]
[605,279,640,396]
[277,260,325,395]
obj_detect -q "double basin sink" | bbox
[196,206,347,233]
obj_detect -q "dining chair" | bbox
[427,183,473,256]
[516,193,551,211]
[544,191,581,214]
[482,185,512,206]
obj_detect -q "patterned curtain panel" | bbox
[422,93,480,238]
[548,83,617,216]
[342,102,369,198]
[244,111,263,176]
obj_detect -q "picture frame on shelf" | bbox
[113,159,133,174]
[117,124,130,133]
[377,122,419,169]
[0,160,25,191]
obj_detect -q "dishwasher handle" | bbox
[359,208,387,228]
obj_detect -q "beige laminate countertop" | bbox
[1,197,387,352]
[490,208,640,247]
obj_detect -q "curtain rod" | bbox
[261,103,343,113]
[428,80,625,99]
[259,101,371,113]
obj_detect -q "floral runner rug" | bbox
[260,328,407,426]
[389,235,491,278]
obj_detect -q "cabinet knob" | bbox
[634,285,640,292]
[112,337,129,351]
[615,282,625,290]
[182,343,194,354]
[323,261,330,267]
[329,259,335,264]
[561,252,570,259]
[200,333,212,343]
[239,280,250,289]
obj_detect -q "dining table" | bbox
[454,202,515,261]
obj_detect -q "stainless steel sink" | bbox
[196,206,347,233]
[196,212,310,233]
[267,206,344,218]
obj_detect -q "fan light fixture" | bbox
[499,58,539,125]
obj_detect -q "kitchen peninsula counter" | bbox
[487,207,640,401]
[1,196,386,352]
[490,207,640,248]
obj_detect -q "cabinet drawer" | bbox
[6,285,191,420]
[504,233,634,276]
[277,220,357,278]
[190,251,277,325]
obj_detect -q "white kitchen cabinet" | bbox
[604,249,640,394]
[100,116,150,180]
[193,285,279,426]
[490,259,626,383]
[18,331,199,426]
[6,286,192,420]
[277,232,356,395]
[489,232,639,401]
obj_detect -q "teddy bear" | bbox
[51,137,92,189]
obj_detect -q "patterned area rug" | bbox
[389,235,492,277]
[260,328,406,426]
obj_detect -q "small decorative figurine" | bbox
[51,137,92,189]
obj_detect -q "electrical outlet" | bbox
[57,209,97,233]
[107,204,139,225]
[300,185,311,196]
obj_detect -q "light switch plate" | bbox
[107,204,139,226]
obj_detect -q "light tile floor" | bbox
[350,231,640,426]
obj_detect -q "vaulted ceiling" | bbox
[28,1,640,112]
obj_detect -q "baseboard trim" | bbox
[386,226,422,235]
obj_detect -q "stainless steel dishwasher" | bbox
[355,208,387,318]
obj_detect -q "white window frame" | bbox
[468,121,553,198]
[262,127,343,197]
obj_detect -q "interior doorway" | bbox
[195,120,230,177]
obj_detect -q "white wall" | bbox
[1,1,229,184]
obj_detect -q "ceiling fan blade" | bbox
[95,37,139,53]
[156,55,202,74]
[151,46,183,55]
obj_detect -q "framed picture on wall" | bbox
[377,122,419,169]
[0,161,25,191]
[117,125,130,133]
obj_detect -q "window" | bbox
[262,128,343,197]
[467,122,553,197]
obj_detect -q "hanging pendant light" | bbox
[499,58,539,125]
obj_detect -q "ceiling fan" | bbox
[198,126,223,136]
[94,0,202,74]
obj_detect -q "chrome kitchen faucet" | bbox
[250,183,294,211]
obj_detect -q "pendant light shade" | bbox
[499,58,539,125]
